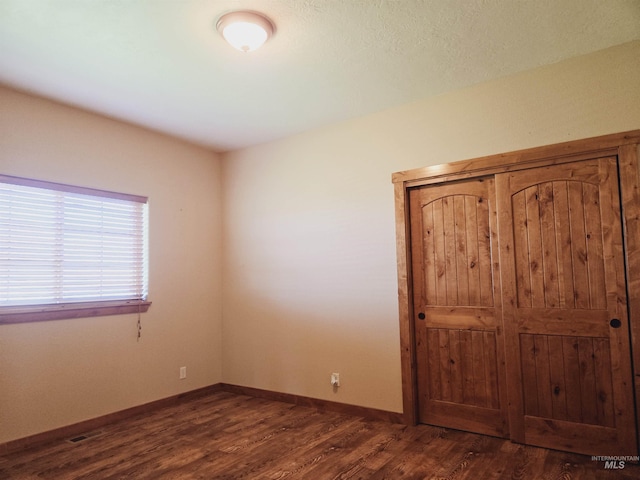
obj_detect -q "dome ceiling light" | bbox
[216,11,275,52]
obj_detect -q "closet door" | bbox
[409,178,508,437]
[496,157,637,455]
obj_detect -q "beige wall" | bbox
[221,41,640,413]
[0,87,223,443]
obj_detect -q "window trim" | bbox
[0,300,152,324]
[0,175,151,325]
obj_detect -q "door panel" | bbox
[496,157,637,455]
[409,178,508,437]
[519,334,615,426]
[425,328,500,408]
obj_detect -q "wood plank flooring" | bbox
[1,391,638,479]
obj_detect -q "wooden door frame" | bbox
[392,130,640,450]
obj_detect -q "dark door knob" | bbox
[418,312,426,320]
[610,318,622,328]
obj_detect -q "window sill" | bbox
[0,300,152,325]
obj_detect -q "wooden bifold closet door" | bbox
[405,153,638,456]
[409,177,509,438]
[496,157,636,456]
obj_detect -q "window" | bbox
[0,175,150,324]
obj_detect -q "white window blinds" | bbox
[0,175,148,307]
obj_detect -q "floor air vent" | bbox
[67,431,103,443]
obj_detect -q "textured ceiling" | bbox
[1,0,639,152]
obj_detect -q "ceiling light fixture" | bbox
[216,11,274,52]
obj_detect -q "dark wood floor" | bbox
[1,391,638,479]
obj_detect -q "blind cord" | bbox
[137,300,142,341]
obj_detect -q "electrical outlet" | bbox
[179,366,187,379]
[330,372,340,387]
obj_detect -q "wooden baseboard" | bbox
[0,383,403,455]
[219,383,404,424]
[0,384,224,455]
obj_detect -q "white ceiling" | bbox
[1,1,639,152]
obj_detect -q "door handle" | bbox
[610,318,622,328]
[418,312,426,320]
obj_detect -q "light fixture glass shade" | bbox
[217,11,274,52]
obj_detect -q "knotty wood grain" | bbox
[394,130,640,456]
[3,390,637,479]
[498,157,637,455]
[618,143,640,442]
[409,178,507,438]
[394,180,418,425]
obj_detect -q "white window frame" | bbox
[0,175,151,324]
